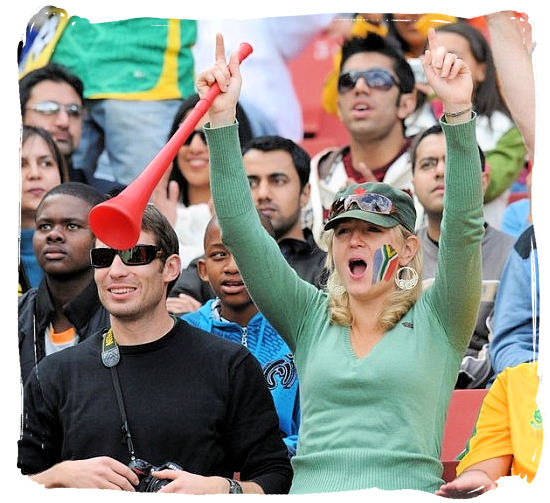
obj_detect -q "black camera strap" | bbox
[102,328,136,459]
[100,316,179,460]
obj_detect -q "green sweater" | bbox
[207,116,483,494]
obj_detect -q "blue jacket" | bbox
[183,300,300,455]
[490,225,539,376]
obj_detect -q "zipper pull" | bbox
[241,327,248,348]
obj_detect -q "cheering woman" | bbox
[199,29,483,494]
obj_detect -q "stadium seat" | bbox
[288,31,340,137]
[316,111,349,146]
[441,389,488,482]
[300,136,339,158]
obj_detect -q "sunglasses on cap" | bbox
[337,68,399,94]
[26,100,84,118]
[328,193,394,220]
[184,129,207,145]
[90,245,165,268]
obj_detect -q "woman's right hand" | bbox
[422,28,473,123]
[195,33,242,128]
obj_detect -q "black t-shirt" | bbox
[18,320,292,493]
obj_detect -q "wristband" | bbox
[443,107,472,118]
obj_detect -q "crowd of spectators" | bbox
[17,7,540,497]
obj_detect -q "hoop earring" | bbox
[395,266,418,290]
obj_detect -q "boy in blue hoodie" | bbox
[183,214,300,456]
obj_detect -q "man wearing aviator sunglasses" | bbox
[337,68,400,93]
[306,32,418,242]
[20,63,87,183]
[19,203,292,494]
[27,100,84,118]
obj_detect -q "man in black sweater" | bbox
[18,204,292,494]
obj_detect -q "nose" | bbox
[434,158,446,178]
[349,227,366,247]
[223,254,239,275]
[54,107,70,128]
[255,179,271,201]
[26,161,42,179]
[354,76,372,94]
[189,131,207,152]
[107,254,130,277]
[46,224,64,242]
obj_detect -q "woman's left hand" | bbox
[422,28,473,119]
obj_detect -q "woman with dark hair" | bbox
[201,31,483,494]
[161,93,252,268]
[385,13,431,57]
[436,22,509,120]
[411,22,527,229]
[167,93,253,206]
[20,125,69,294]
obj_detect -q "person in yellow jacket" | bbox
[436,361,542,497]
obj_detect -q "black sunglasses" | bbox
[90,245,165,268]
[184,129,207,145]
[337,68,399,94]
[27,100,84,118]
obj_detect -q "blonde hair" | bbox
[322,225,423,331]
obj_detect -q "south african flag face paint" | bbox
[372,244,399,284]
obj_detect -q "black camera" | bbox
[128,458,184,492]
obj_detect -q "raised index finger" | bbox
[215,33,226,63]
[427,28,440,52]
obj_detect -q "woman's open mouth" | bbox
[348,258,368,279]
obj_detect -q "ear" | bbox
[299,182,311,208]
[336,92,343,121]
[396,91,417,120]
[481,169,490,195]
[163,254,181,284]
[399,233,419,266]
[473,62,487,84]
[197,258,209,282]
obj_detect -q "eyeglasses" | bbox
[184,129,207,145]
[90,245,165,268]
[26,100,84,118]
[328,193,394,220]
[337,68,399,94]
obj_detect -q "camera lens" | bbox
[146,477,170,492]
